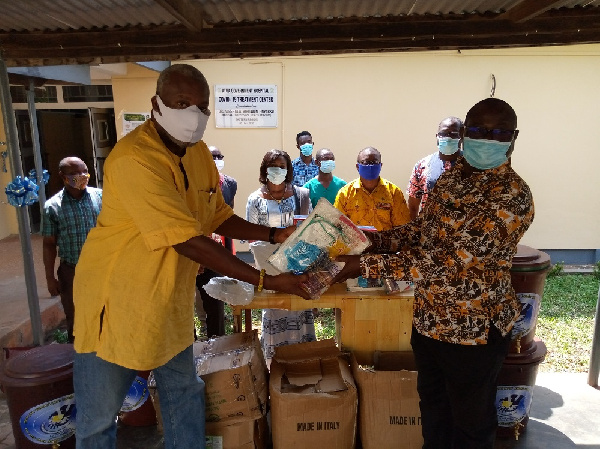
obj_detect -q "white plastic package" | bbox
[268,198,370,298]
[202,276,255,306]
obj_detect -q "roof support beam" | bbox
[154,0,205,31]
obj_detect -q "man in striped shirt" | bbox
[42,156,102,342]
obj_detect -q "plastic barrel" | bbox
[0,344,76,449]
[118,370,157,427]
[509,245,551,355]
[496,339,547,439]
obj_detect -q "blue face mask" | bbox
[319,160,335,174]
[437,137,460,155]
[300,143,313,157]
[463,137,511,170]
[357,163,381,181]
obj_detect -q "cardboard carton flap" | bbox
[283,359,323,387]
[279,356,348,394]
[273,338,339,363]
[193,330,259,358]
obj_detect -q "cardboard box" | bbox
[194,331,269,425]
[270,339,357,449]
[206,415,269,449]
[351,351,423,449]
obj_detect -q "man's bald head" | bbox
[156,64,208,97]
[59,157,86,174]
[357,147,381,164]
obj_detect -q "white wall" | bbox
[183,44,600,250]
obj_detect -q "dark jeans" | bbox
[195,268,225,338]
[57,261,76,343]
[411,326,511,449]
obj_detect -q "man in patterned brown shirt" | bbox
[336,98,534,448]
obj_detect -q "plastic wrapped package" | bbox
[268,198,370,298]
[202,276,255,306]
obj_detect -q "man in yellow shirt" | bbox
[72,64,309,449]
[334,146,410,231]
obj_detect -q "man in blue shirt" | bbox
[291,130,319,187]
[42,156,102,342]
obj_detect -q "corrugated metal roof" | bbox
[1,0,596,32]
[1,0,600,66]
[0,0,177,31]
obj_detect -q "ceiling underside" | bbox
[1,0,600,67]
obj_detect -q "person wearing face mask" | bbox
[406,116,463,220]
[194,145,238,338]
[334,147,410,231]
[246,149,314,364]
[291,130,320,187]
[302,148,347,208]
[71,65,311,449]
[333,98,534,449]
[41,156,102,343]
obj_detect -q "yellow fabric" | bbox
[73,120,234,370]
[334,177,410,231]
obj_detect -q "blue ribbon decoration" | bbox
[28,168,50,185]
[5,176,40,207]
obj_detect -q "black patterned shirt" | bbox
[360,158,534,345]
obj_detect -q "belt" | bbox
[60,260,77,268]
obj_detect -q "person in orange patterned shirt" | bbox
[333,146,410,231]
[335,98,534,449]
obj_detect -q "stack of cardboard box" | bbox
[193,331,270,449]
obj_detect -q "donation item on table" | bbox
[268,198,370,298]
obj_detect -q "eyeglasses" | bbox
[179,162,189,190]
[212,155,224,160]
[437,131,460,139]
[465,126,517,142]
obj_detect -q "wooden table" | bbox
[231,283,414,365]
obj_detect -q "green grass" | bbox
[195,274,599,374]
[536,274,599,372]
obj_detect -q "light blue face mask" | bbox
[319,160,335,173]
[300,143,313,157]
[266,166,287,185]
[463,137,511,170]
[437,137,460,155]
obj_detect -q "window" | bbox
[62,85,113,102]
[9,85,58,103]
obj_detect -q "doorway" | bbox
[16,108,116,231]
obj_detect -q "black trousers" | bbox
[411,326,511,449]
[57,261,76,343]
[195,268,225,338]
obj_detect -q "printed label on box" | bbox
[206,435,224,449]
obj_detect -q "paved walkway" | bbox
[0,233,599,448]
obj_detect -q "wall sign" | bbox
[214,85,277,128]
[122,112,151,136]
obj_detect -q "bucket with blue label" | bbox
[0,344,76,448]
[496,339,547,440]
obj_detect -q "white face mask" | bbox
[214,159,225,172]
[153,95,210,145]
[266,167,287,185]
